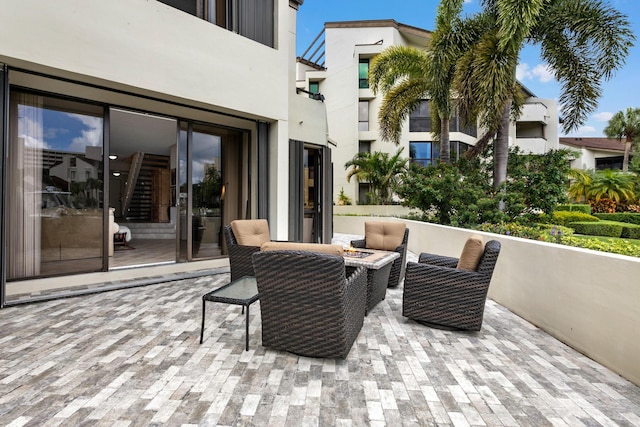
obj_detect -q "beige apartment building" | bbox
[297,20,559,204]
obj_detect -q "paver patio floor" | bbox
[1,236,639,426]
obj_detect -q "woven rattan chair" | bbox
[224,220,270,281]
[252,250,367,359]
[402,240,501,331]
[351,225,409,288]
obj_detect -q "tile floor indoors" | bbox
[0,235,639,426]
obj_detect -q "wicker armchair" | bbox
[402,240,501,331]
[224,220,271,281]
[351,226,409,288]
[252,250,367,359]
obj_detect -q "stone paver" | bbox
[0,235,639,426]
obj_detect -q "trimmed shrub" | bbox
[553,211,600,227]
[593,213,640,225]
[620,224,640,240]
[556,204,591,214]
[569,221,624,238]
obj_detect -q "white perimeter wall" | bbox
[335,215,640,387]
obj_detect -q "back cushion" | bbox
[365,221,406,251]
[261,241,344,256]
[456,234,485,271]
[231,219,271,246]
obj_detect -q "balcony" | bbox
[519,102,549,124]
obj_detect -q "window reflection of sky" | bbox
[19,106,103,153]
[192,132,221,184]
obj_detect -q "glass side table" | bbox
[200,276,259,351]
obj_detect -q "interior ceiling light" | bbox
[109,154,118,160]
[112,171,121,177]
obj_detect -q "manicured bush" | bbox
[593,212,640,225]
[620,223,640,239]
[556,204,591,214]
[553,211,599,227]
[569,221,624,238]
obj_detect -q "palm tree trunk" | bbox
[623,136,631,172]
[440,117,451,164]
[493,101,511,190]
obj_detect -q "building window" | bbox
[358,101,369,131]
[359,58,369,89]
[70,170,76,180]
[409,101,430,132]
[358,183,371,205]
[309,82,319,96]
[157,0,275,48]
[409,141,436,166]
[358,141,371,153]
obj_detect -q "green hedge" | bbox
[594,213,640,225]
[553,211,600,227]
[621,223,640,239]
[556,204,592,214]
[569,221,624,238]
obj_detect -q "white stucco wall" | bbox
[334,215,640,387]
[0,0,289,122]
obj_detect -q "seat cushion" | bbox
[456,234,485,271]
[365,221,406,251]
[261,241,344,256]
[231,219,271,247]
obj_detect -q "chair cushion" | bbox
[365,221,406,251]
[260,241,344,256]
[456,234,485,271]
[231,219,270,247]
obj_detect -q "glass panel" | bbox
[359,59,369,89]
[192,125,223,259]
[358,101,369,131]
[7,92,104,280]
[178,124,189,262]
[410,100,431,132]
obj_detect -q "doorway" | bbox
[108,108,178,269]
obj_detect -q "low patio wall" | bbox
[334,215,640,387]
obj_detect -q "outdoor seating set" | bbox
[201,219,500,358]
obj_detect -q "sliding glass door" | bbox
[6,91,105,280]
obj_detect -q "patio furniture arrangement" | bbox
[343,248,399,314]
[200,276,259,351]
[350,221,409,287]
[252,249,367,359]
[223,219,271,281]
[403,235,501,331]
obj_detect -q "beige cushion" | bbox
[456,234,485,271]
[231,219,271,247]
[261,241,344,256]
[365,221,406,251]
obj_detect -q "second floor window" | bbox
[409,141,439,167]
[359,58,369,89]
[157,0,275,48]
[358,101,369,131]
[409,101,430,132]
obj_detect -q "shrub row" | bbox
[556,204,591,214]
[569,220,640,239]
[593,213,640,225]
[552,211,599,227]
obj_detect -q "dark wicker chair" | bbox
[252,250,367,359]
[351,227,409,288]
[402,240,501,331]
[224,225,262,281]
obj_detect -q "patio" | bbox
[1,236,639,426]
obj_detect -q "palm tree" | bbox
[368,1,471,164]
[604,107,640,172]
[345,148,407,205]
[587,169,636,203]
[567,169,594,203]
[454,0,635,189]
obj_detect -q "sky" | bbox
[296,0,640,138]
